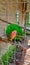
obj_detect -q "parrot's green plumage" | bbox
[6,24,25,41]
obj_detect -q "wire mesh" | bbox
[0,0,30,65]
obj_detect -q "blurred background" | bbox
[0,0,30,65]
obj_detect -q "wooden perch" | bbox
[0,36,27,50]
[0,37,8,42]
[0,18,11,24]
[0,18,30,31]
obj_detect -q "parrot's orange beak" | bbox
[11,30,17,40]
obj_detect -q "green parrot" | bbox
[6,24,25,41]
